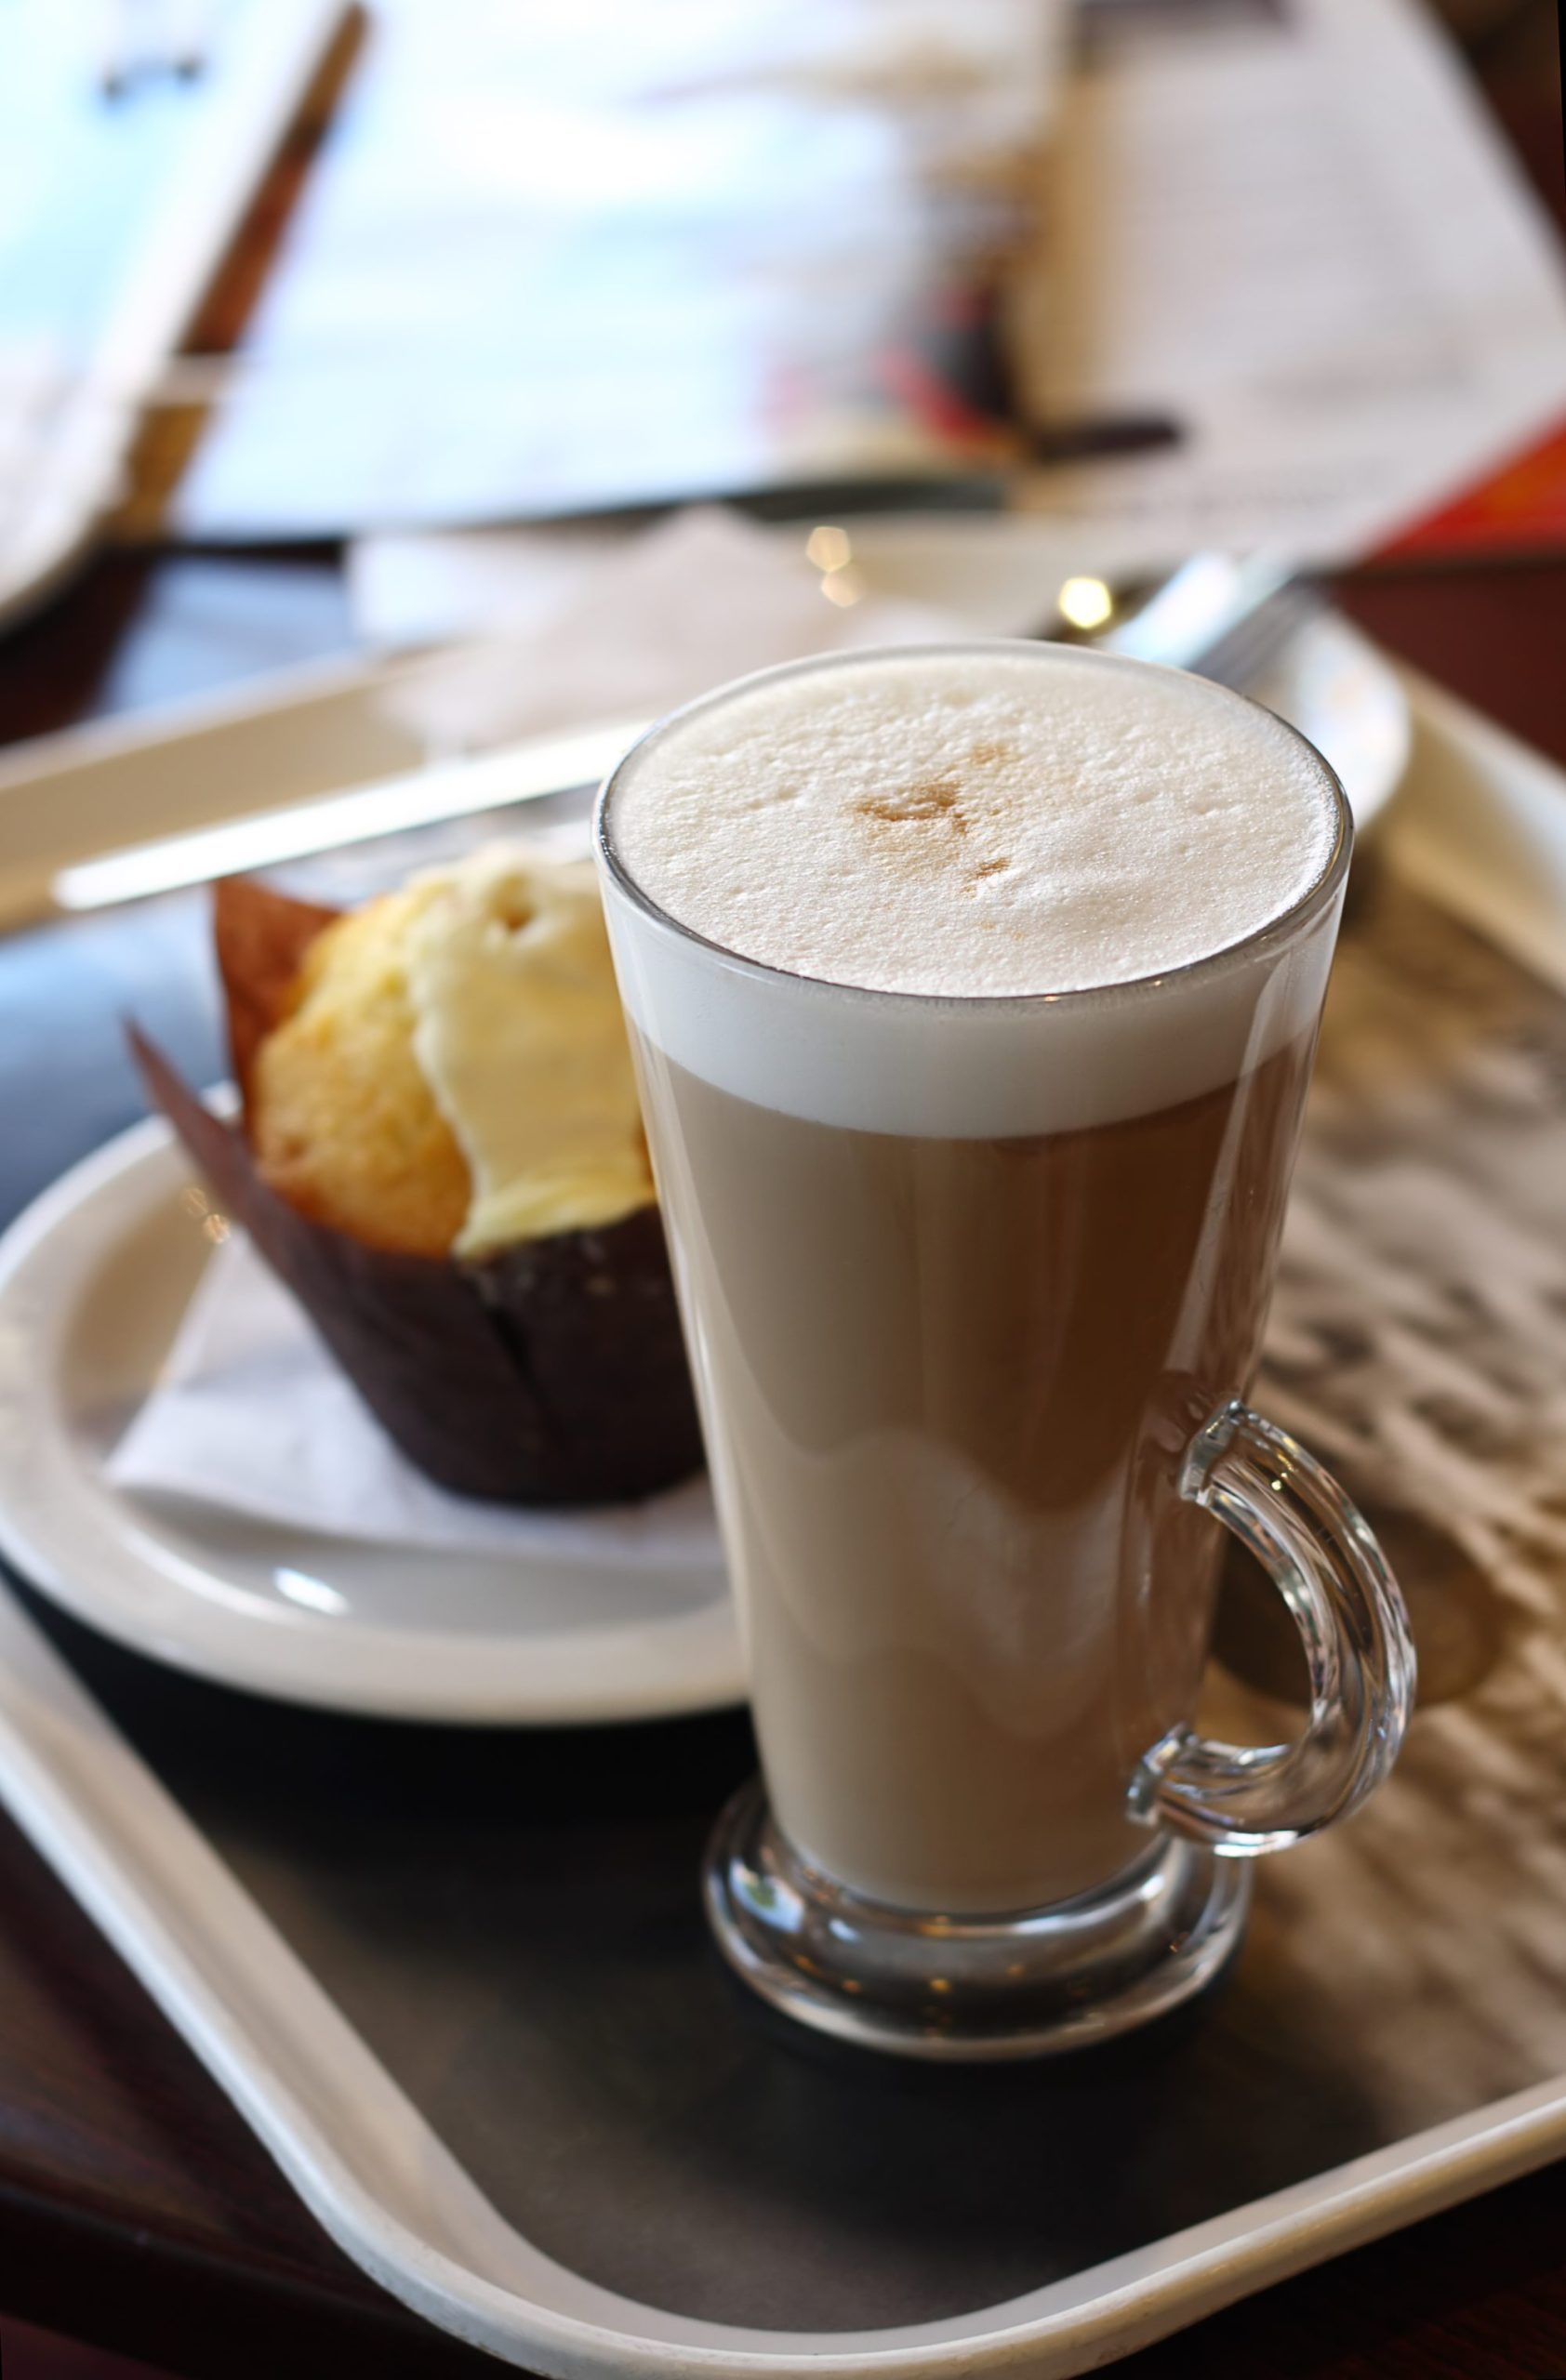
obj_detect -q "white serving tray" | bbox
[1,668,1565,2375]
[2,1563,1564,2380]
[0,648,427,929]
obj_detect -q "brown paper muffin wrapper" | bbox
[127,881,704,1508]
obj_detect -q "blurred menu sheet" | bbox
[1011,0,1566,566]
[175,0,1063,534]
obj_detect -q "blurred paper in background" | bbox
[0,0,347,621]
[175,0,1066,534]
[5,0,1562,606]
[175,0,1566,571]
[1012,0,1566,568]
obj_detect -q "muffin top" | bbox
[249,844,654,1259]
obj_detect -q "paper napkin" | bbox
[110,1230,725,1574]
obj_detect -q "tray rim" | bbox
[1,1570,1564,2380]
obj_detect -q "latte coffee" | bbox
[599,646,1346,1920]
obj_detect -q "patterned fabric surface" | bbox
[1231,872,1566,2124]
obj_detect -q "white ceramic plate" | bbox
[0,1117,746,1725]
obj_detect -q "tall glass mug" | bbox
[595,643,1414,2059]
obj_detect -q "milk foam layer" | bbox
[611,645,1335,997]
[599,644,1347,1137]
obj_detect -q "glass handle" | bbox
[1129,1400,1417,1855]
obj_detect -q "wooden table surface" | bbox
[1,24,1563,2380]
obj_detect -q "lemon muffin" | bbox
[246,846,657,1262]
[134,845,700,1507]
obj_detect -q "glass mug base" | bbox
[703,1778,1253,2062]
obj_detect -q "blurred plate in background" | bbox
[354,509,1414,828]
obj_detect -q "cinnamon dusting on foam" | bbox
[855,738,1042,900]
